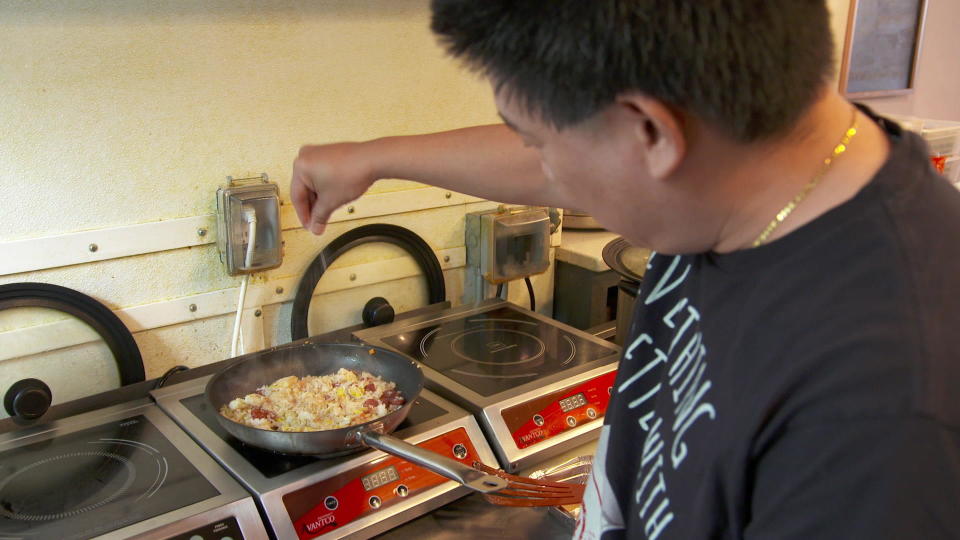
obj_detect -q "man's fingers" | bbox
[290,171,313,229]
[293,171,329,236]
[308,198,331,236]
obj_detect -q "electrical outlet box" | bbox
[216,176,282,276]
[466,206,551,284]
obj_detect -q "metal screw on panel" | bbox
[445,192,452,199]
[254,309,262,317]
[347,206,355,214]
[188,304,198,312]
[197,228,207,237]
[443,255,450,263]
[349,273,357,281]
[88,243,98,253]
[452,444,468,459]
[276,287,284,294]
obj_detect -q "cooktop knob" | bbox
[4,378,52,421]
[362,297,395,328]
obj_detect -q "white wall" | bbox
[0,1,559,414]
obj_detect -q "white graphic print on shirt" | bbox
[578,254,718,540]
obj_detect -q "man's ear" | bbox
[615,93,686,180]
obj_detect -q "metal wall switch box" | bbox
[216,176,282,276]
[466,206,551,284]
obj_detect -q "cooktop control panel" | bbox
[282,428,481,539]
[502,370,617,449]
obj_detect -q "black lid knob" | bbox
[362,297,395,328]
[4,378,52,421]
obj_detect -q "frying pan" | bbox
[205,342,506,493]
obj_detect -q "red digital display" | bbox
[361,466,399,491]
[558,393,587,413]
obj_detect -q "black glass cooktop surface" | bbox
[380,306,617,397]
[0,414,220,540]
[181,393,448,480]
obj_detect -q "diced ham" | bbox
[364,383,376,392]
[364,399,380,408]
[250,407,277,421]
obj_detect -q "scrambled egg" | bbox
[220,368,406,432]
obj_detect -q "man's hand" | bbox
[291,142,377,235]
[291,126,551,236]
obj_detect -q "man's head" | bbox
[431,0,837,252]
[432,0,834,143]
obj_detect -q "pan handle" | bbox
[358,431,508,494]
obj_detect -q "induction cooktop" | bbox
[375,304,614,397]
[355,299,622,472]
[0,399,266,540]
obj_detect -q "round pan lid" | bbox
[601,237,652,283]
[0,283,145,422]
[291,224,446,341]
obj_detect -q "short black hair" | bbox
[431,0,834,142]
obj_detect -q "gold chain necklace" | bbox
[751,113,860,247]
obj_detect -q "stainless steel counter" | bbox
[375,492,574,540]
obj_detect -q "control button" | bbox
[221,537,235,540]
[533,414,545,426]
[586,408,598,419]
[324,496,339,511]
[452,443,468,459]
[566,416,577,427]
[396,484,409,497]
[369,495,382,509]
[189,536,203,540]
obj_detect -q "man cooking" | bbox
[290,1,960,538]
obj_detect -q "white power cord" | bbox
[230,209,258,357]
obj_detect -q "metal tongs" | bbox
[359,431,586,507]
[471,460,586,507]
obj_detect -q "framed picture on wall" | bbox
[839,0,929,98]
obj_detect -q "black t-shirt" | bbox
[577,112,960,539]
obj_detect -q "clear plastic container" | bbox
[945,156,960,183]
[888,114,960,157]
